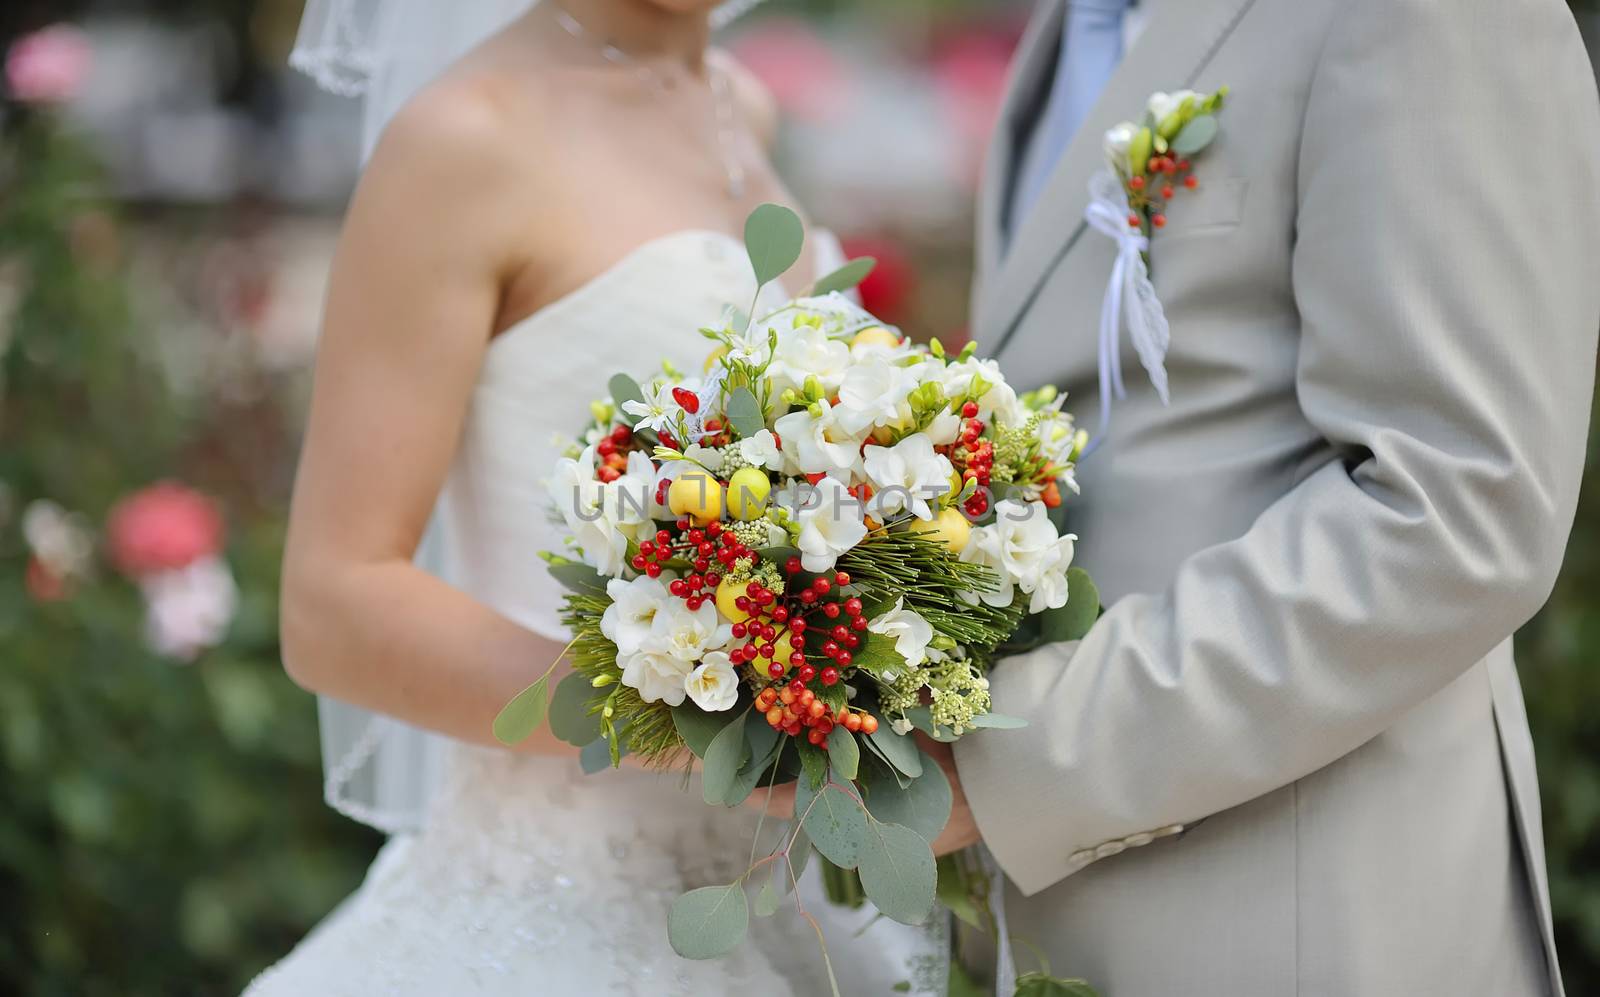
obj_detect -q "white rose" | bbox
[1103,120,1139,174]
[835,356,915,435]
[774,401,865,480]
[549,447,630,577]
[685,651,741,712]
[620,650,694,706]
[865,598,934,668]
[737,429,784,471]
[640,599,734,662]
[795,475,869,573]
[600,575,672,656]
[862,433,955,522]
[767,323,852,398]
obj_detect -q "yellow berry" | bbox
[667,470,724,524]
[727,467,772,521]
[850,326,901,351]
[909,507,972,553]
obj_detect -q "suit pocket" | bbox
[1156,176,1249,237]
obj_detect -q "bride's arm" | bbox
[280,83,571,755]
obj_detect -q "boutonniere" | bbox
[1081,86,1229,454]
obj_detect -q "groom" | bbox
[937,0,1600,993]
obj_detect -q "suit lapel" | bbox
[977,0,1260,357]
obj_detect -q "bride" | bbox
[246,0,946,994]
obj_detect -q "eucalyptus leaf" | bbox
[810,257,877,296]
[802,785,869,869]
[861,750,952,842]
[753,881,780,917]
[783,822,812,891]
[966,713,1027,730]
[935,854,985,930]
[866,725,924,778]
[744,203,806,287]
[861,735,914,788]
[667,884,750,960]
[547,562,610,596]
[858,820,937,925]
[826,726,860,783]
[1041,567,1100,644]
[608,373,646,425]
[492,677,548,746]
[1171,114,1218,157]
[797,739,829,790]
[702,714,750,806]
[726,387,766,439]
[548,672,602,747]
[579,737,617,774]
[903,706,957,743]
[673,703,730,758]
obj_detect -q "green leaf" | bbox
[779,822,812,892]
[492,677,549,746]
[702,714,750,806]
[1170,114,1218,157]
[744,203,806,287]
[861,750,952,842]
[935,854,986,930]
[548,673,602,747]
[608,373,647,425]
[810,257,877,296]
[579,737,616,774]
[1015,976,1102,997]
[726,386,765,439]
[858,820,937,925]
[753,881,780,917]
[667,884,749,960]
[866,725,923,778]
[723,715,784,808]
[797,739,829,790]
[904,705,958,743]
[1041,567,1100,644]
[674,702,730,758]
[966,712,1027,730]
[802,785,869,869]
[848,634,907,680]
[826,726,860,782]
[548,562,610,596]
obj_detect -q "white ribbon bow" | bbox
[1082,169,1172,454]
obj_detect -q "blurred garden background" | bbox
[1,1,1598,994]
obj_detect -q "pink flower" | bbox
[106,482,224,578]
[6,24,92,106]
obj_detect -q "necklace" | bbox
[553,7,747,200]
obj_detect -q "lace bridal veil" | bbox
[289,0,765,834]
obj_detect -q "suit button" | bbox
[1094,840,1125,859]
[1123,832,1154,848]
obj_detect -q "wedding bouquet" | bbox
[495,205,1100,991]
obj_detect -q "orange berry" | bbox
[766,706,784,727]
[1160,185,1175,199]
[779,688,796,705]
[859,714,879,735]
[808,700,827,720]
[843,713,863,733]
[1184,175,1199,189]
[1151,214,1167,228]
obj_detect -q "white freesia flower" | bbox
[835,356,915,435]
[924,408,963,446]
[938,357,1025,428]
[766,322,852,398]
[866,598,934,668]
[640,599,733,662]
[960,500,1077,613]
[862,433,954,522]
[621,381,686,435]
[795,475,868,572]
[737,429,784,471]
[1147,89,1198,124]
[774,401,865,480]
[548,447,629,577]
[600,575,672,656]
[685,651,741,712]
[620,651,694,707]
[1104,120,1139,174]
[608,449,658,528]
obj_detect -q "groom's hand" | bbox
[917,734,982,856]
[745,736,980,854]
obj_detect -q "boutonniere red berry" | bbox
[1104,86,1228,237]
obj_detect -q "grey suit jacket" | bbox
[952,0,1600,994]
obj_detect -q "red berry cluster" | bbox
[754,683,879,744]
[594,424,635,483]
[955,401,993,519]
[1125,157,1199,230]
[631,519,752,598]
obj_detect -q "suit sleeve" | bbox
[953,0,1600,895]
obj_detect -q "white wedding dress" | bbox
[245,229,947,997]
